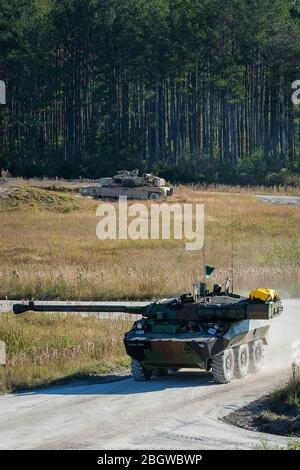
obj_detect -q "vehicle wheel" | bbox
[234,344,249,378]
[212,348,235,384]
[154,368,168,376]
[149,192,160,200]
[249,340,264,373]
[131,359,152,381]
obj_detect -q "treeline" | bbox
[0,0,300,184]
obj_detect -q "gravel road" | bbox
[0,299,299,450]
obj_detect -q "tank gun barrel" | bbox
[13,297,283,321]
[13,301,147,316]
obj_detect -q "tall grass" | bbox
[270,367,300,408]
[0,313,132,393]
[0,185,299,300]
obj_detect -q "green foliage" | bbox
[288,440,300,450]
[270,373,300,408]
[0,0,299,183]
[151,151,300,186]
[237,150,267,185]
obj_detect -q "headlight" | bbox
[136,322,143,330]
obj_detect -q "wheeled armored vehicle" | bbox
[13,284,282,384]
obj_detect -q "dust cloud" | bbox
[263,299,300,374]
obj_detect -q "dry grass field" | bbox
[0,179,299,392]
[0,181,299,300]
[0,312,132,393]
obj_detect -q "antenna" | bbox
[202,241,205,280]
[231,203,234,293]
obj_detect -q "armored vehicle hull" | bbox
[124,319,269,369]
[81,184,173,200]
[125,319,270,383]
[123,293,281,383]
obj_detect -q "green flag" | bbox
[205,265,215,279]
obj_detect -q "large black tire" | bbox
[131,359,152,381]
[154,368,169,377]
[249,340,264,373]
[234,344,250,378]
[149,192,160,200]
[212,348,235,384]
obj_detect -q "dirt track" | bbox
[257,195,300,205]
[0,299,299,450]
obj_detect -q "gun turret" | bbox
[13,294,282,321]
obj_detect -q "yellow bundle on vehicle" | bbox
[249,288,280,303]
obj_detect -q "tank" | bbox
[80,169,173,200]
[13,283,283,384]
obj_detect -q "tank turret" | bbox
[13,293,282,321]
[80,169,173,200]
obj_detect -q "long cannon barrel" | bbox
[13,297,283,321]
[13,301,147,316]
